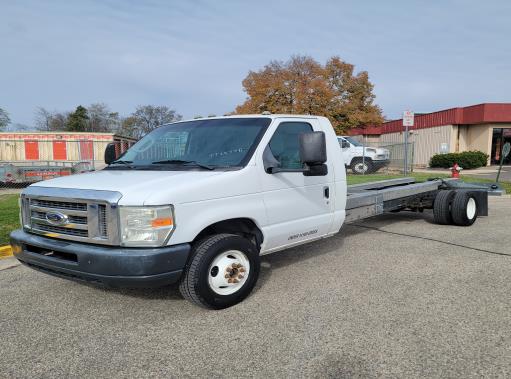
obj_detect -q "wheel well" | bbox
[352,156,373,164]
[194,218,264,251]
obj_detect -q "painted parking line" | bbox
[0,245,13,259]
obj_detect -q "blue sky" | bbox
[1,0,511,126]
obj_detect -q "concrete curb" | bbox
[0,245,13,259]
[0,256,20,270]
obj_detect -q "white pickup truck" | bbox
[11,115,488,309]
[337,136,390,174]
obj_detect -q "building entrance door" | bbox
[491,128,511,165]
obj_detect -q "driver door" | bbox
[260,119,334,252]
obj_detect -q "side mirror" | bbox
[104,143,117,164]
[299,132,327,165]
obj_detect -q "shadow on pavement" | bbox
[86,210,433,300]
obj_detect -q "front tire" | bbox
[350,158,373,175]
[179,234,260,309]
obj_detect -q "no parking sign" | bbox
[497,142,510,183]
[503,142,511,158]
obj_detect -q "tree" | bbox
[324,57,383,130]
[66,105,89,132]
[34,107,53,131]
[0,107,11,131]
[35,107,69,131]
[120,105,182,139]
[234,55,383,133]
[50,112,69,131]
[118,116,139,138]
[87,103,120,132]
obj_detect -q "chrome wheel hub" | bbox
[208,250,250,295]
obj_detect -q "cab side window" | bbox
[269,122,313,169]
[339,138,350,149]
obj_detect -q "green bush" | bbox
[430,151,489,169]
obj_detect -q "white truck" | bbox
[11,115,489,309]
[337,136,390,174]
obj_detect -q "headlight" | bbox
[119,205,175,247]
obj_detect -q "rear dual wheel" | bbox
[433,190,456,224]
[433,190,478,226]
[451,191,478,226]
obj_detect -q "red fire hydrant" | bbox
[450,162,462,178]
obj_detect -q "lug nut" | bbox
[233,279,239,283]
[238,275,244,280]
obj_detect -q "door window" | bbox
[268,122,313,169]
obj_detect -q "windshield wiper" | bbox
[110,160,133,165]
[151,159,215,170]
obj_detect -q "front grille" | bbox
[32,223,89,237]
[30,199,87,211]
[25,195,117,244]
[98,204,108,238]
[31,210,87,224]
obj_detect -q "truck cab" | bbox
[337,136,390,174]
[11,115,347,309]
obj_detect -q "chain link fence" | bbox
[0,134,416,190]
[342,138,414,176]
[0,140,133,189]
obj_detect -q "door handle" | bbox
[324,186,330,199]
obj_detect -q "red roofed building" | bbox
[347,103,511,167]
[0,132,135,166]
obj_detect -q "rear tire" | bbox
[451,191,478,226]
[179,233,260,309]
[350,158,373,175]
[433,190,456,225]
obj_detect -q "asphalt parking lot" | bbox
[1,196,510,378]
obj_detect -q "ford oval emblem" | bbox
[45,211,69,225]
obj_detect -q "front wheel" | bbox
[179,234,260,309]
[350,158,373,175]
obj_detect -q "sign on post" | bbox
[503,142,511,158]
[403,110,415,127]
[496,142,510,183]
[403,110,414,175]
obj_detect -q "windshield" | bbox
[344,137,362,147]
[109,118,271,170]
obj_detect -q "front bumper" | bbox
[372,159,390,168]
[10,229,190,288]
